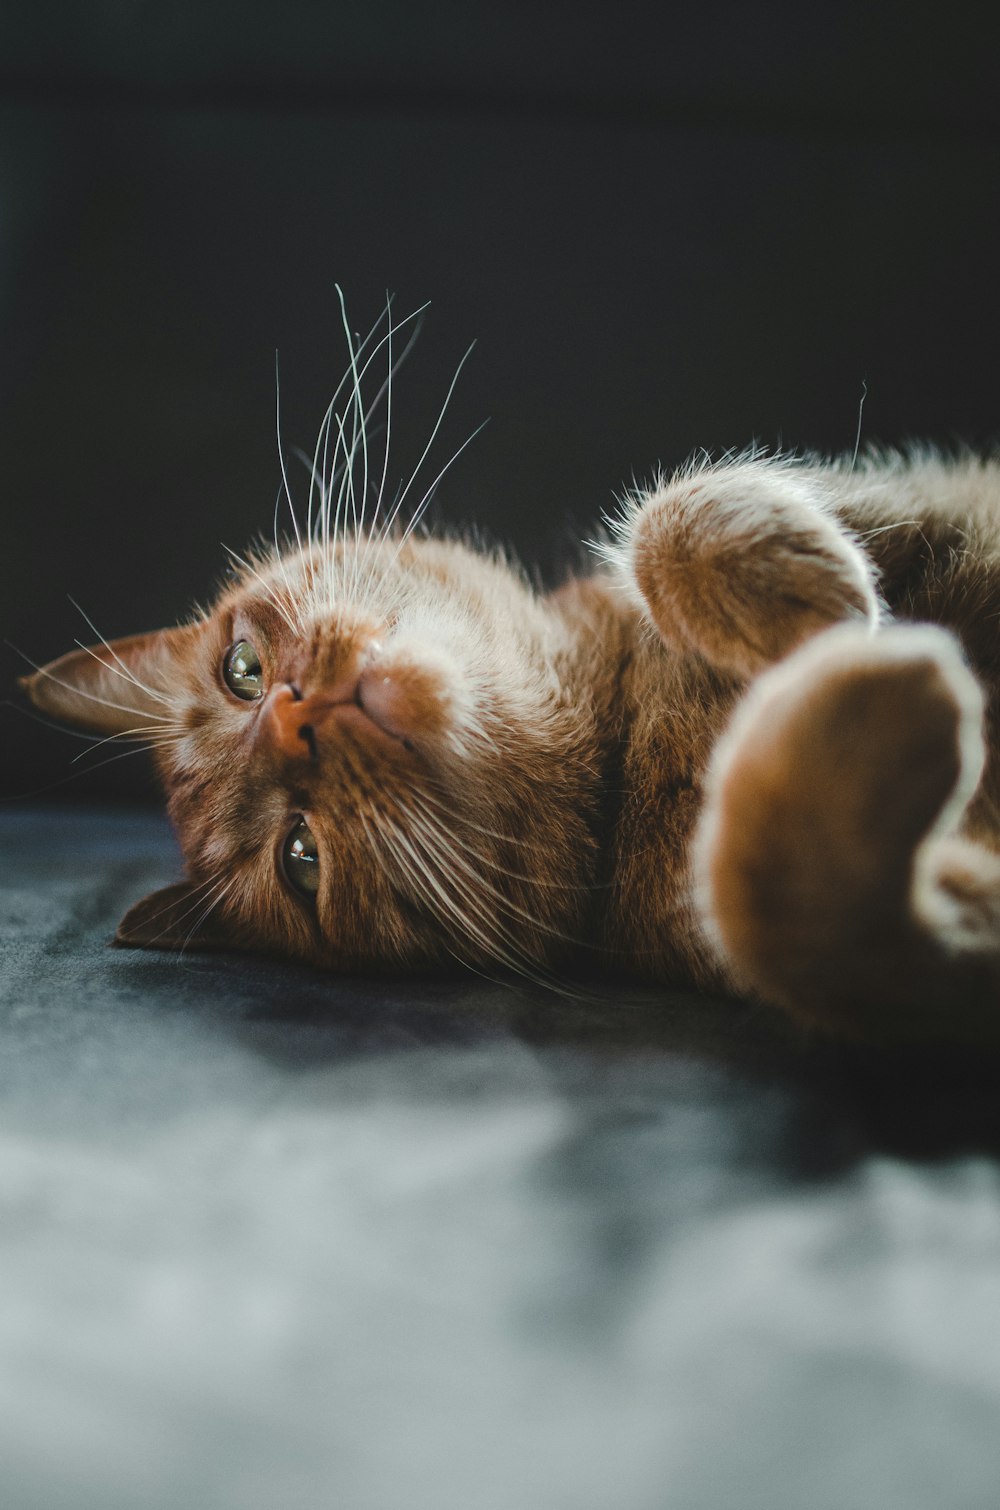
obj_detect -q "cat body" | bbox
[24,414,1000,1044]
[570,447,1000,1027]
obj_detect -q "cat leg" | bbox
[696,623,1000,1044]
[608,457,880,677]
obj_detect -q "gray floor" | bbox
[3,805,1000,1509]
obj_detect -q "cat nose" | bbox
[265,680,356,761]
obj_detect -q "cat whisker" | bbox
[68,598,172,707]
[325,408,357,608]
[270,488,307,634]
[176,876,238,958]
[410,789,602,891]
[351,302,430,604]
[374,815,530,974]
[402,797,593,950]
[849,379,868,473]
[223,545,300,634]
[336,286,371,575]
[124,871,235,960]
[129,872,225,936]
[364,806,489,947]
[358,415,490,619]
[305,299,398,542]
[374,342,477,560]
[300,423,388,553]
[386,816,579,996]
[70,724,184,762]
[292,444,325,511]
[71,637,172,711]
[2,741,178,805]
[373,294,399,526]
[368,821,537,984]
[371,793,559,978]
[274,352,304,562]
[10,643,174,724]
[3,697,129,744]
[385,418,490,567]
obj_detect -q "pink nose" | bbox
[265,681,354,759]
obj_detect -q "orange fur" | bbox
[22,437,1000,1043]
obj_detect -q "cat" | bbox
[20,311,1000,1046]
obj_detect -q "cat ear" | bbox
[19,625,200,737]
[114,882,241,953]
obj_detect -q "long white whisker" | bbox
[5,699,123,744]
[409,789,595,892]
[4,742,172,805]
[11,645,172,724]
[178,877,239,957]
[68,598,172,706]
[355,300,431,603]
[328,407,356,608]
[270,486,305,633]
[305,303,388,544]
[126,873,224,937]
[373,798,568,991]
[222,546,299,633]
[378,818,511,964]
[337,286,370,545]
[69,639,173,712]
[309,302,428,558]
[383,419,490,578]
[384,341,476,534]
[403,798,587,948]
[70,724,183,762]
[274,353,305,587]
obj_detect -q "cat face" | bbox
[23,531,600,977]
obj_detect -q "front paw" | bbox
[609,460,879,677]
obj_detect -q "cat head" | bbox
[22,529,601,978]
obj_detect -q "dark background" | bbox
[3,0,1000,801]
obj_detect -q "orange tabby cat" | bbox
[21,318,1000,1044]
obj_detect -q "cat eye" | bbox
[282,817,320,897]
[223,640,264,700]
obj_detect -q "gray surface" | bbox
[3,805,1000,1509]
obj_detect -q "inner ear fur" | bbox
[19,624,200,737]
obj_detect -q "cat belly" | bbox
[601,636,739,991]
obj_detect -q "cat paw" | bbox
[610,462,879,677]
[695,624,985,1001]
